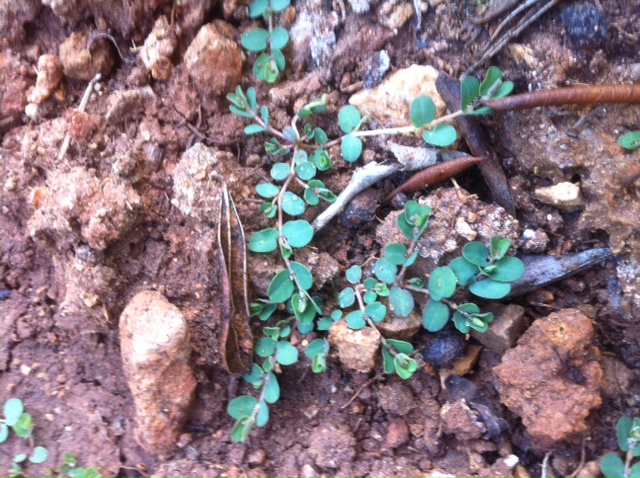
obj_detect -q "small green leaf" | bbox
[263,373,280,403]
[386,339,414,354]
[256,183,279,199]
[243,364,265,385]
[290,262,313,290]
[404,250,419,268]
[423,300,450,332]
[310,149,332,171]
[281,192,306,216]
[304,188,319,206]
[374,258,398,284]
[256,401,269,426]
[382,347,395,374]
[248,228,279,253]
[292,293,316,324]
[281,220,314,248]
[0,424,8,443]
[618,417,634,451]
[248,0,268,17]
[256,337,277,357]
[374,282,390,297]
[600,453,625,478]
[462,241,491,267]
[296,161,317,181]
[493,81,514,99]
[453,303,481,334]
[14,453,27,463]
[365,301,387,322]
[384,243,408,266]
[363,290,378,304]
[313,128,329,145]
[630,460,640,478]
[245,124,266,135]
[271,48,286,71]
[389,286,414,317]
[346,310,366,329]
[242,28,270,52]
[260,201,276,217]
[410,95,437,128]
[312,353,327,373]
[449,257,479,287]
[363,278,377,290]
[397,214,415,240]
[331,310,343,321]
[465,106,493,116]
[229,105,254,118]
[460,76,480,111]
[339,105,361,133]
[428,266,458,301]
[469,278,511,299]
[29,446,49,464]
[341,134,363,163]
[275,341,299,365]
[13,413,32,439]
[422,124,457,147]
[271,163,291,181]
[232,416,254,442]
[346,265,362,284]
[270,27,289,50]
[479,66,503,97]
[619,131,640,151]
[318,189,337,203]
[316,317,333,330]
[306,339,329,358]
[4,399,24,427]
[491,237,511,260]
[268,269,294,302]
[489,256,525,282]
[270,0,291,12]
[394,354,418,379]
[338,287,355,308]
[228,396,258,420]
[261,105,269,126]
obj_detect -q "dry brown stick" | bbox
[484,83,640,111]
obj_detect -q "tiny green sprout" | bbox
[1,399,34,442]
[619,131,640,151]
[60,453,102,478]
[601,417,640,478]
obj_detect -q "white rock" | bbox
[534,182,584,211]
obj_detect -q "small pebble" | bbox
[422,330,466,366]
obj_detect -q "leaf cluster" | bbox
[241,0,291,83]
[601,417,640,478]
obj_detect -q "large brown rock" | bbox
[120,291,197,456]
[493,309,602,448]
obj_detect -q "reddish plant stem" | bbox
[484,84,640,111]
[384,156,485,203]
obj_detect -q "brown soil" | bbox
[1,1,639,477]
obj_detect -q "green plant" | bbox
[241,0,291,83]
[58,453,101,478]
[601,417,640,478]
[225,66,517,441]
[619,131,640,151]
[1,398,50,476]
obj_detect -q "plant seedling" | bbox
[59,452,102,478]
[619,131,640,151]
[601,417,640,478]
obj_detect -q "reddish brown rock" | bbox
[59,31,114,81]
[385,417,410,448]
[120,291,197,456]
[328,319,381,373]
[27,54,64,104]
[493,309,602,448]
[184,20,242,104]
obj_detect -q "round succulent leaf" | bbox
[490,256,525,282]
[345,265,362,284]
[460,76,480,111]
[297,322,313,334]
[295,161,317,181]
[389,286,414,317]
[255,337,277,357]
[631,461,640,477]
[281,220,313,248]
[384,243,408,266]
[4,398,24,427]
[331,309,343,321]
[270,0,290,12]
[283,125,298,142]
[29,446,49,464]
[618,417,635,451]
[14,453,27,463]
[404,250,419,268]
[243,364,265,385]
[422,123,457,147]
[619,131,640,150]
[479,66,503,97]
[228,395,258,420]
[313,128,329,145]
[256,401,269,427]
[248,0,268,17]
[279,241,293,259]
[346,310,365,329]
[281,191,306,216]
[316,317,333,330]
[242,28,270,52]
[312,353,327,373]
[374,282,390,297]
[374,258,398,284]
[304,188,319,206]
[293,149,308,164]
[397,214,415,240]
[290,261,313,290]
[382,347,395,374]
[270,27,289,50]
[248,228,279,253]
[0,424,8,443]
[231,416,254,442]
[270,163,291,181]
[428,266,458,301]
[493,80,514,99]
[263,373,280,404]
[256,183,279,199]
[272,48,286,70]
[448,257,478,286]
[423,300,450,332]
[410,95,437,128]
[363,290,378,305]
[462,241,491,267]
[261,105,269,126]
[13,414,32,438]
[253,54,277,83]
[318,189,337,203]
[267,269,294,302]
[310,149,332,171]
[469,278,511,299]
[491,237,511,260]
[600,453,625,478]
[338,105,361,133]
[275,341,299,365]
[305,339,329,358]
[394,354,418,379]
[386,339,414,354]
[453,312,471,334]
[341,134,363,163]
[338,287,355,308]
[363,277,377,290]
[404,201,431,227]
[292,293,316,324]
[407,277,425,288]
[365,301,386,322]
